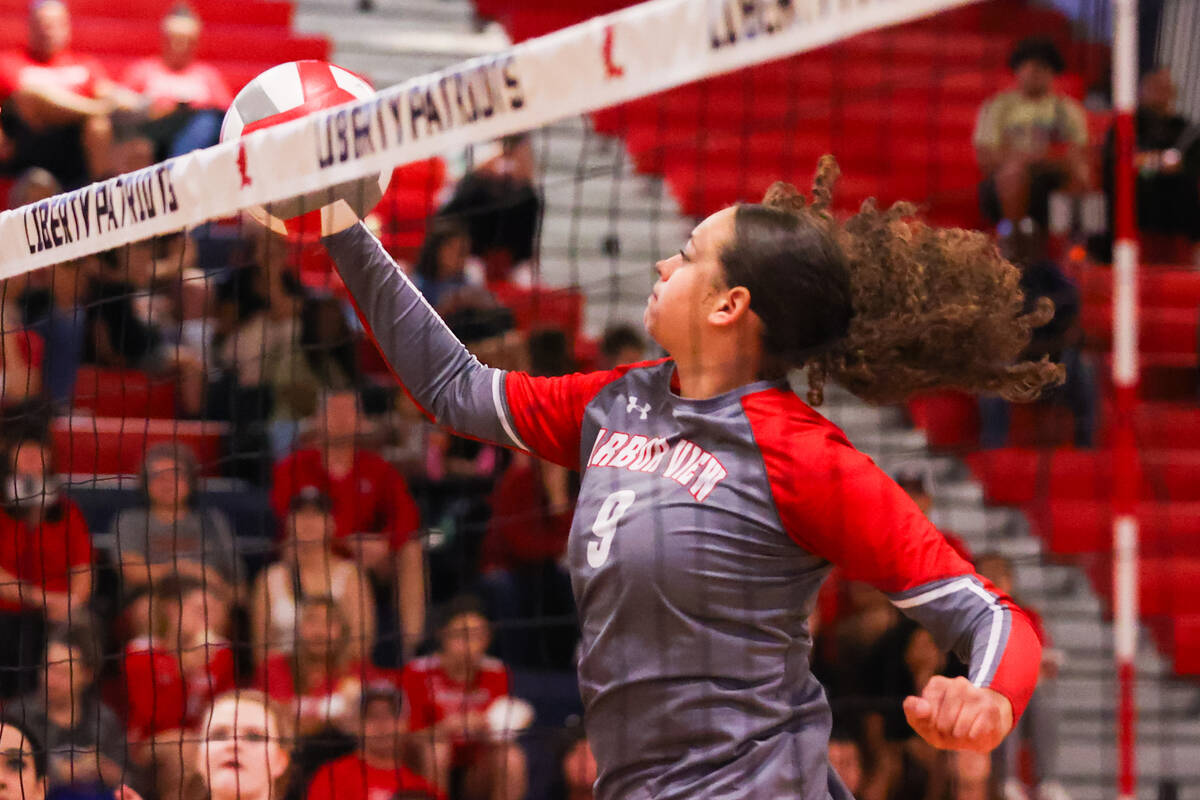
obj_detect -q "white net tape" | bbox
[0,0,978,278]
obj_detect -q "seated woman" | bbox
[0,435,93,700]
[255,597,375,793]
[121,575,236,800]
[111,443,240,611]
[249,490,375,667]
[0,712,48,800]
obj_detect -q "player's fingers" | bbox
[903,695,932,721]
[964,701,1002,750]
[951,696,983,741]
[932,680,966,736]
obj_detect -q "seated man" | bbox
[1103,68,1200,264]
[122,5,232,162]
[974,36,1089,234]
[401,597,527,800]
[0,0,137,188]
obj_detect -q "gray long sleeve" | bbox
[323,222,528,451]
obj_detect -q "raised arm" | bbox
[325,222,647,468]
[324,222,530,450]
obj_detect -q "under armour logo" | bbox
[602,24,625,79]
[237,142,252,188]
[626,395,650,420]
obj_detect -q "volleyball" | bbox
[220,60,388,236]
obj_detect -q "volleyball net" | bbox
[0,0,1162,796]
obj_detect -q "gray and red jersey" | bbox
[326,224,1042,800]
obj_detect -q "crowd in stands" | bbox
[0,6,1197,800]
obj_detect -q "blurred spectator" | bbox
[861,622,950,800]
[440,133,542,283]
[250,490,375,666]
[974,37,1089,234]
[1103,68,1200,265]
[86,244,166,371]
[827,724,864,797]
[272,390,425,665]
[6,623,127,798]
[111,442,239,604]
[305,683,443,800]
[19,250,87,411]
[413,217,485,312]
[121,5,231,162]
[975,553,1067,800]
[0,436,92,699]
[598,323,645,369]
[480,329,577,670]
[120,575,235,744]
[979,234,1096,449]
[0,0,139,188]
[559,731,596,800]
[2,275,44,415]
[255,596,363,739]
[195,691,291,800]
[893,465,974,562]
[0,713,47,800]
[299,296,360,397]
[401,597,527,800]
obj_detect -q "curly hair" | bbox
[731,155,1064,406]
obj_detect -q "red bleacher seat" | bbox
[72,366,177,419]
[51,417,227,476]
[907,391,980,449]
[1033,500,1200,557]
[489,284,584,344]
[1172,615,1200,675]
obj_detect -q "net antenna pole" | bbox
[1111,0,1139,795]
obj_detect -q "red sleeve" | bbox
[255,655,297,702]
[122,644,187,738]
[377,459,420,550]
[0,53,18,99]
[400,663,437,731]
[16,330,44,368]
[504,359,668,469]
[80,55,109,97]
[204,64,233,108]
[305,758,344,800]
[65,503,93,568]
[742,388,1042,720]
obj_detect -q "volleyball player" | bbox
[322,156,1061,800]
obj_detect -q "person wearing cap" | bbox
[250,488,376,668]
[306,683,444,800]
[120,5,231,162]
[973,36,1090,234]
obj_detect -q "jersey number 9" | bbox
[587,490,636,568]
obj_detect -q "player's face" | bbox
[201,697,287,800]
[645,206,737,357]
[0,723,43,800]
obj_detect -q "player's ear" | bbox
[708,285,752,328]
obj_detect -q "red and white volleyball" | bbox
[221,60,389,236]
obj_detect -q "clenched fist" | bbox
[903,675,1014,752]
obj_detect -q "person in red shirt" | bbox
[0,0,137,187]
[2,275,44,417]
[0,435,92,699]
[400,597,526,800]
[272,390,425,663]
[306,683,443,800]
[121,5,231,162]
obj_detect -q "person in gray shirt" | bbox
[110,442,240,600]
[321,157,1063,799]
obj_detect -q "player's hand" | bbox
[902,675,1013,753]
